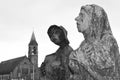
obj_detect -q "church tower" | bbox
[28,32,38,67]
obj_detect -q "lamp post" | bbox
[33,64,35,80]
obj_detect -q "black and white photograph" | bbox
[0,0,120,80]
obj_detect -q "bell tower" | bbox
[28,32,38,67]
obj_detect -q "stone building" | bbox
[0,32,39,80]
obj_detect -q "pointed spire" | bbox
[29,31,38,45]
[31,32,36,41]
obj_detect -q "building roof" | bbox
[0,56,27,75]
[29,32,38,46]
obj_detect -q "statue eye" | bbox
[81,19,83,22]
[80,13,83,17]
[52,30,60,36]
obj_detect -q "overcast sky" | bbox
[0,0,120,66]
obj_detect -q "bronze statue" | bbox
[40,25,73,80]
[69,4,120,80]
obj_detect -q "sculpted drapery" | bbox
[39,25,73,80]
[69,4,120,80]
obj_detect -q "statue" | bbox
[69,4,120,80]
[39,25,73,80]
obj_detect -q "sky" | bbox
[0,0,120,67]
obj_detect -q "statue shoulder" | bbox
[45,53,56,63]
[101,34,118,49]
[66,45,73,53]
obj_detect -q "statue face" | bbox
[50,30,61,44]
[75,9,91,32]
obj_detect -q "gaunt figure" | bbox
[69,4,120,80]
[40,25,73,80]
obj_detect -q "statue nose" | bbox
[75,16,79,21]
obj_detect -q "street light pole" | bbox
[33,64,34,80]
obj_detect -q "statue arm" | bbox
[40,62,46,77]
[39,56,51,78]
[69,51,80,74]
[69,48,106,80]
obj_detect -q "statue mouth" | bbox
[77,22,80,26]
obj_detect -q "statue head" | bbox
[47,25,69,47]
[75,4,112,40]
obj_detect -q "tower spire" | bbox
[28,31,38,67]
[29,31,38,45]
[31,32,36,41]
